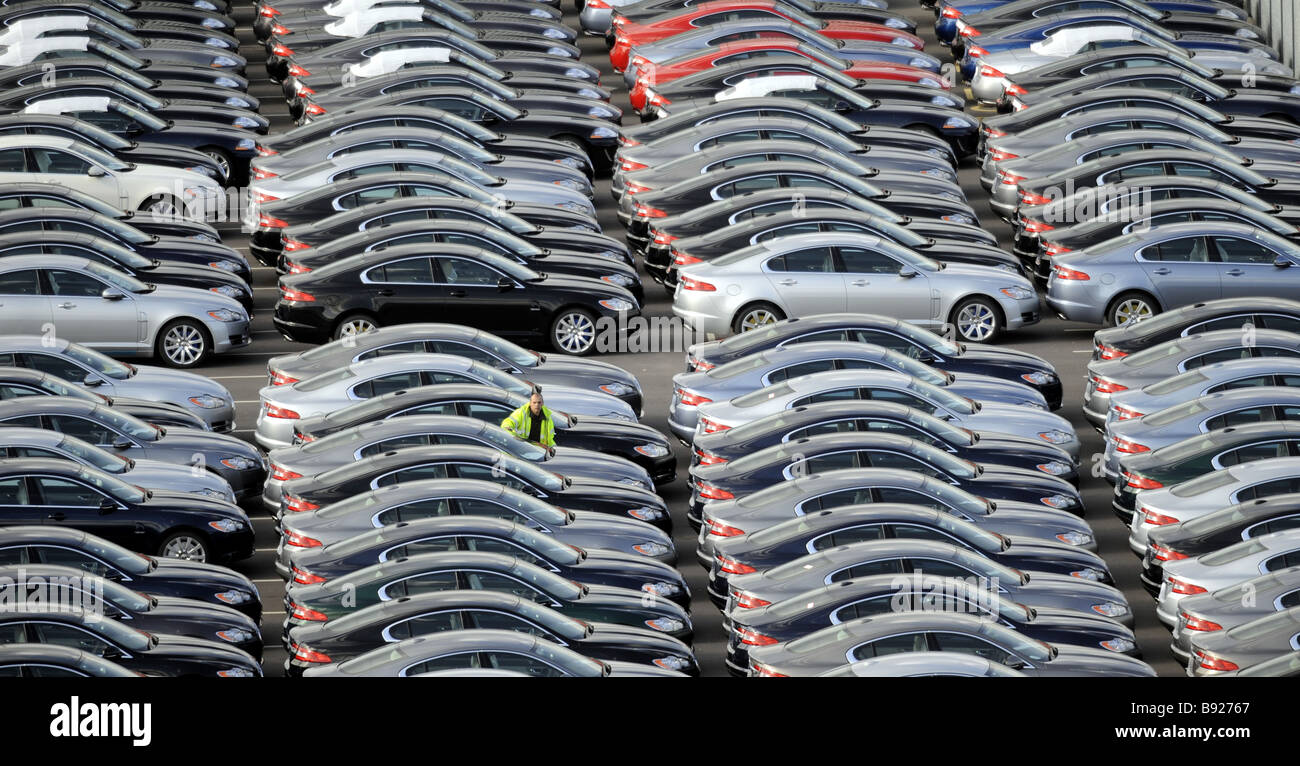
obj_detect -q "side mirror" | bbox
[833,101,851,113]
[497,277,514,291]
[101,288,124,301]
[915,351,935,364]
[111,438,133,450]
[82,374,103,387]
[1275,256,1293,268]
[87,166,107,178]
[898,268,918,279]
[98,497,116,515]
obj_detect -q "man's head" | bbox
[528,392,543,416]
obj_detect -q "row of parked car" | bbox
[1078,297,1300,677]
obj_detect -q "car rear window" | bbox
[1171,468,1239,497]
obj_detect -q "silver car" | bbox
[261,414,652,511]
[248,149,597,217]
[1104,357,1300,433]
[1082,328,1300,430]
[692,368,1080,457]
[1103,387,1300,482]
[1157,525,1300,627]
[1048,222,1300,327]
[723,539,1132,625]
[817,653,1027,677]
[0,426,235,502]
[274,478,676,565]
[695,467,1098,566]
[666,341,1047,439]
[1171,567,1300,663]
[0,255,251,370]
[0,335,237,431]
[255,353,636,449]
[672,232,1040,343]
[1188,606,1300,676]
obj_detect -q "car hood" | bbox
[546,448,649,485]
[157,427,262,459]
[150,632,260,668]
[563,477,666,509]
[1019,571,1127,606]
[947,375,1047,407]
[533,356,640,391]
[143,488,247,518]
[111,363,233,400]
[955,342,1054,373]
[149,595,259,631]
[126,459,233,497]
[1045,645,1154,676]
[148,557,257,591]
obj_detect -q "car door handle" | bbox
[374,289,394,296]
[57,302,76,309]
[850,280,869,287]
[1151,268,1171,275]
[1225,269,1245,277]
[449,290,466,297]
[46,512,65,521]
[778,279,798,286]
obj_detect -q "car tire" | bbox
[138,193,184,220]
[1107,291,1159,327]
[732,302,785,334]
[951,296,1003,343]
[554,134,587,157]
[200,146,233,182]
[159,530,209,562]
[156,319,211,369]
[551,307,599,355]
[332,313,380,340]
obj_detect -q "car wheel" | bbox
[551,308,598,355]
[554,134,587,157]
[200,146,232,180]
[156,319,211,368]
[139,193,183,220]
[1108,292,1158,327]
[732,303,785,334]
[332,313,379,340]
[951,297,1003,343]
[159,531,209,562]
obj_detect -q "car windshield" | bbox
[497,455,565,492]
[1122,340,1187,367]
[732,382,794,408]
[468,363,533,397]
[880,350,948,386]
[928,482,989,515]
[892,321,960,357]
[508,525,580,565]
[1199,539,1265,566]
[784,624,858,654]
[472,332,539,368]
[492,490,569,526]
[907,379,973,414]
[84,614,151,652]
[978,620,1052,662]
[1141,398,1207,427]
[90,406,160,442]
[95,577,152,612]
[506,560,582,600]
[75,466,146,504]
[1170,468,1239,497]
[295,367,357,392]
[56,435,129,473]
[905,411,973,445]
[38,376,97,401]
[482,427,548,461]
[1142,369,1207,396]
[74,143,131,172]
[707,354,774,380]
[1151,433,1215,462]
[83,261,148,293]
[63,343,131,379]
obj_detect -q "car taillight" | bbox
[587,0,609,8]
[989,148,1019,162]
[269,370,298,386]
[259,5,281,17]
[982,125,1007,139]
[959,24,980,37]
[620,158,648,172]
[287,599,327,621]
[699,416,728,433]
[291,566,326,585]
[694,448,726,465]
[1113,405,1143,421]
[1097,343,1128,360]
[252,167,277,180]
[1193,649,1237,672]
[1022,219,1053,233]
[698,483,735,502]
[285,260,311,275]
[706,517,743,536]
[264,403,300,419]
[1019,190,1051,205]
[1124,472,1160,491]
[281,236,310,252]
[303,102,326,116]
[1150,542,1188,562]
[283,493,320,514]
[283,529,322,548]
[296,433,315,444]
[624,181,651,195]
[255,144,277,157]
[672,251,703,267]
[287,63,310,77]
[271,23,291,35]
[978,64,1004,78]
[1114,439,1149,456]
[750,662,786,676]
[279,285,315,302]
[734,590,772,609]
[1181,612,1222,632]
[291,640,331,662]
[618,134,639,147]
[652,229,677,245]
[1053,265,1090,281]
[253,192,281,206]
[634,202,668,218]
[1140,507,1178,525]
[675,386,711,406]
[1004,83,1027,96]
[681,276,716,292]
[270,463,302,481]
[941,6,962,18]
[648,92,670,106]
[717,554,756,575]
[997,170,1025,186]
[1041,241,1072,256]
[734,625,778,646]
[1169,577,1207,596]
[271,42,293,56]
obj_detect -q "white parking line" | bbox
[210,375,270,380]
[254,547,278,552]
[252,579,281,584]
[263,610,286,616]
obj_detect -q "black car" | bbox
[282,515,689,607]
[0,180,220,241]
[317,87,621,168]
[254,0,477,40]
[0,608,260,677]
[1114,422,1300,520]
[272,245,640,355]
[685,313,1063,409]
[285,224,643,304]
[265,5,577,54]
[35,21,248,71]
[251,171,598,265]
[285,590,696,677]
[277,444,670,530]
[256,105,593,177]
[282,551,692,642]
[662,208,1024,285]
[612,0,914,29]
[0,458,254,564]
[292,384,675,484]
[0,563,262,659]
[278,197,626,268]
[1142,492,1300,594]
[0,233,253,313]
[0,0,240,46]
[0,57,254,109]
[0,526,261,619]
[1092,297,1300,362]
[952,0,1262,47]
[0,112,226,182]
[691,399,1076,482]
[0,644,138,677]
[0,78,269,134]
[724,573,1136,676]
[0,208,249,283]
[0,366,206,431]
[26,35,248,88]
[689,432,1082,519]
[25,0,237,29]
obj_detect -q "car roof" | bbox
[310,413,491,444]
[0,427,68,446]
[0,395,99,417]
[0,456,95,478]
[340,352,476,376]
[387,629,540,659]
[784,367,914,392]
[324,477,511,506]
[0,525,87,544]
[0,254,95,271]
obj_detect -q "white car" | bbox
[672,232,1040,343]
[0,135,222,219]
[254,352,636,449]
[1156,528,1300,627]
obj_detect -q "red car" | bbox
[610,0,923,71]
[628,40,948,107]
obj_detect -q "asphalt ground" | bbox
[210,0,1182,676]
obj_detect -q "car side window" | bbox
[384,570,459,598]
[806,488,873,511]
[0,148,26,172]
[45,270,106,297]
[461,402,512,420]
[356,341,429,360]
[338,186,402,208]
[1237,477,1300,501]
[29,149,91,176]
[21,353,87,381]
[437,258,502,286]
[1183,348,1252,369]
[47,416,116,446]
[1262,550,1300,572]
[1259,316,1300,334]
[30,622,112,655]
[1146,237,1210,262]
[838,247,900,274]
[803,451,860,474]
[850,632,928,661]
[863,451,940,478]
[33,478,102,506]
[0,545,28,564]
[1204,407,1275,431]
[0,269,39,295]
[810,524,885,551]
[465,610,549,637]
[366,257,433,284]
[829,558,904,581]
[461,571,548,603]
[386,610,463,641]
[862,388,931,410]
[378,463,450,486]
[929,631,1015,664]
[1213,237,1278,264]
[1279,589,1300,608]
[0,384,41,399]
[358,435,430,459]
[453,464,530,493]
[0,478,28,504]
[875,487,943,510]
[697,130,762,150]
[793,387,860,405]
[766,360,835,384]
